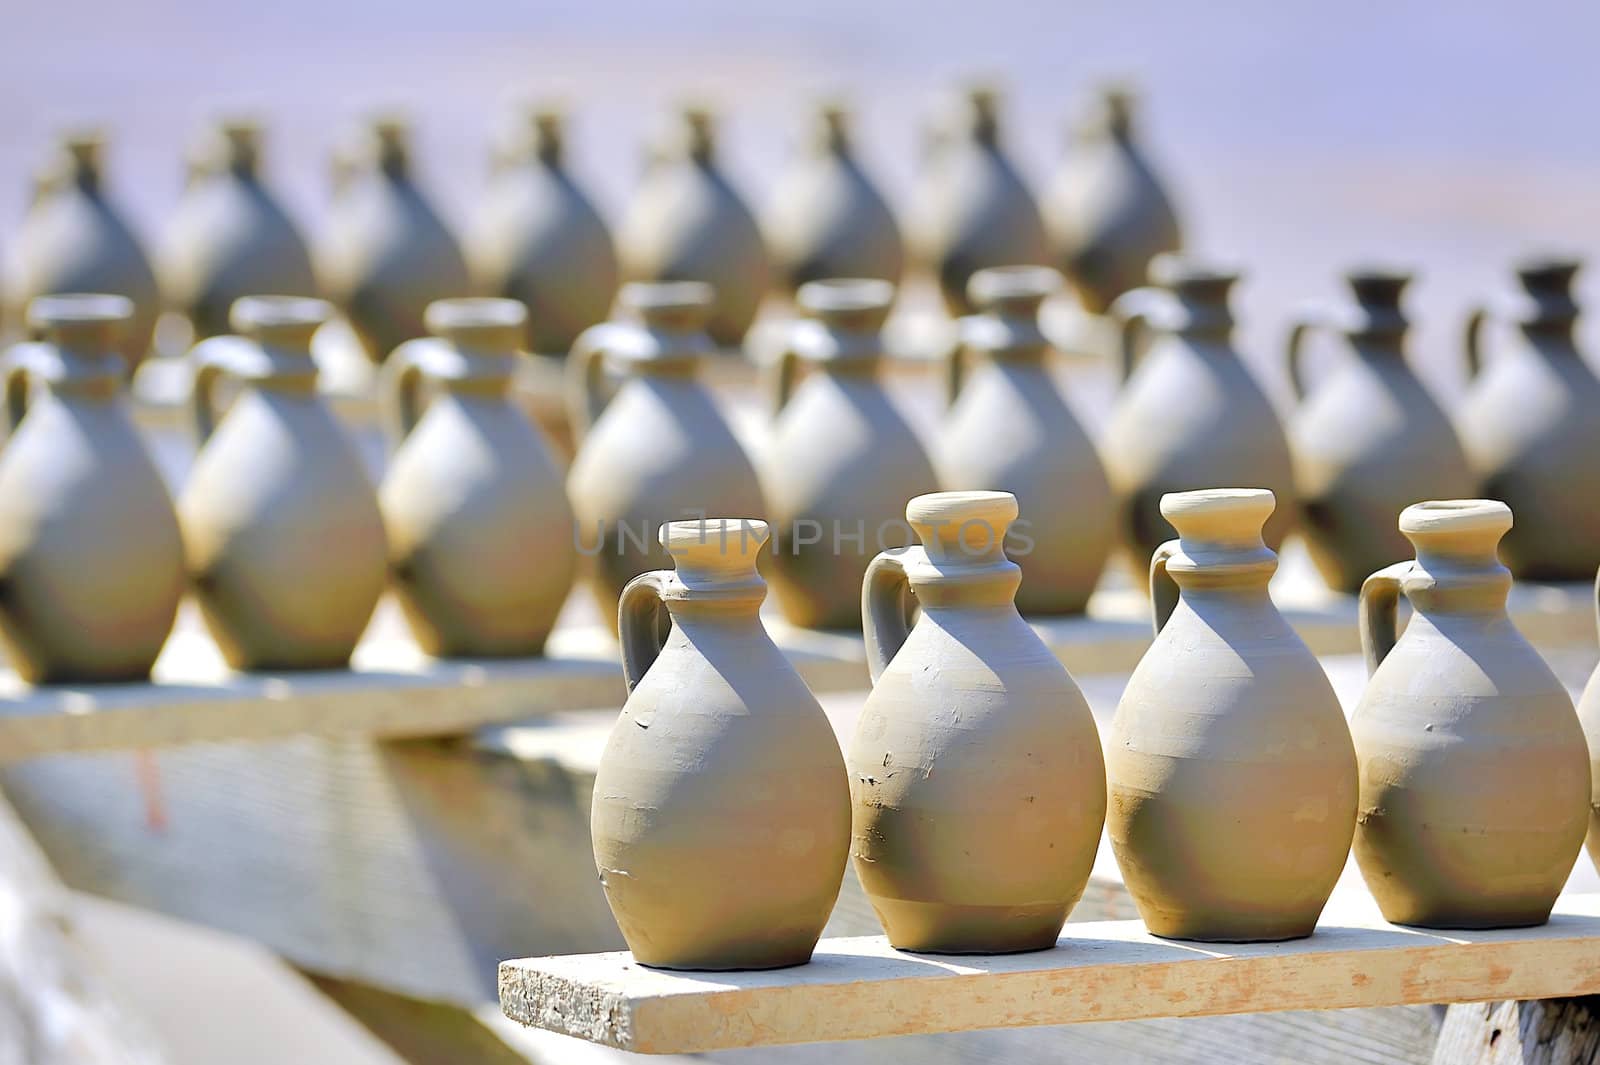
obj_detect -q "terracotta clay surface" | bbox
[907,87,1049,316]
[762,103,903,295]
[1353,500,1589,928]
[379,297,575,657]
[1044,86,1182,314]
[848,491,1106,953]
[1574,570,1600,877]
[0,295,183,681]
[590,519,850,970]
[565,282,766,628]
[937,266,1114,615]
[1106,488,1356,941]
[4,134,160,368]
[1286,270,1476,593]
[466,107,618,356]
[178,296,387,670]
[1101,257,1296,574]
[316,118,470,362]
[159,120,318,342]
[616,107,769,349]
[1456,257,1600,580]
[762,278,937,630]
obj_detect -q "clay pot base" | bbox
[1140,911,1321,944]
[869,898,1070,955]
[630,941,818,973]
[1378,906,1556,932]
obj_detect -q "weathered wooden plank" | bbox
[1432,997,1600,1064]
[498,894,1600,1055]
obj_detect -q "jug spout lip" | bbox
[1399,499,1512,539]
[1160,488,1275,545]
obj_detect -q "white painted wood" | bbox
[0,795,169,1065]
[498,894,1600,1055]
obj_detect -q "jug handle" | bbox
[1109,288,1160,384]
[189,349,234,446]
[941,329,969,409]
[1358,561,1413,676]
[378,343,431,448]
[566,324,614,442]
[769,347,801,420]
[1284,318,1317,402]
[1463,306,1488,380]
[862,551,917,685]
[0,356,34,441]
[1148,539,1182,635]
[618,570,673,693]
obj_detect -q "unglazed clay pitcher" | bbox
[1102,258,1295,573]
[906,86,1049,316]
[1580,571,1600,876]
[1107,489,1356,941]
[465,107,618,356]
[615,107,769,349]
[179,297,387,669]
[159,120,318,342]
[1044,86,1182,314]
[380,298,575,657]
[591,518,849,969]
[566,282,765,625]
[762,103,903,296]
[1285,270,1475,593]
[0,296,183,682]
[1354,500,1588,928]
[938,266,1113,615]
[763,279,936,630]
[1457,257,1600,579]
[5,134,160,368]
[849,491,1106,953]
[317,118,470,362]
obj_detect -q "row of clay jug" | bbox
[2,83,1182,363]
[0,293,574,682]
[591,488,1597,971]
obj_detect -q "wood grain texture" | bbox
[0,794,169,1065]
[1432,998,1600,1064]
[499,894,1600,1055]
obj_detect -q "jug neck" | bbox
[1159,488,1278,595]
[60,135,104,195]
[658,520,769,619]
[899,491,1022,609]
[964,265,1058,362]
[791,278,893,375]
[1397,501,1513,615]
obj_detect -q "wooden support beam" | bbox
[499,895,1600,1056]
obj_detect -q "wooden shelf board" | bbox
[499,893,1600,1055]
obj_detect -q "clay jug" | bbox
[938,266,1114,615]
[1044,86,1182,314]
[1102,258,1295,574]
[763,279,937,630]
[1285,270,1476,593]
[1579,571,1600,876]
[0,295,184,682]
[316,118,470,362]
[179,296,387,670]
[762,103,903,296]
[615,108,769,349]
[906,86,1049,316]
[379,298,575,657]
[5,134,160,369]
[1107,488,1356,941]
[159,120,318,343]
[465,107,618,357]
[1353,500,1588,928]
[591,518,849,969]
[1456,257,1600,580]
[849,491,1106,953]
[566,282,766,625]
